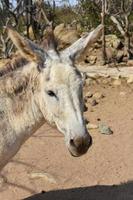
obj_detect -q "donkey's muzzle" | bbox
[69,134,92,157]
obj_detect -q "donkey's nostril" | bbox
[70,137,83,149]
[70,139,74,146]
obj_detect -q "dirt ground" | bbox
[0,81,133,200]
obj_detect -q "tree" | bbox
[105,0,133,59]
[101,0,107,64]
[77,0,101,31]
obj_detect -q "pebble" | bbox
[93,92,104,99]
[113,79,121,86]
[87,123,98,129]
[85,78,92,86]
[127,76,133,84]
[119,91,126,96]
[99,123,113,135]
[29,172,57,184]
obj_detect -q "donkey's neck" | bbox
[0,94,45,170]
[8,97,45,140]
[0,63,45,170]
[6,63,46,139]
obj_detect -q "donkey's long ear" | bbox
[7,27,45,62]
[61,24,103,61]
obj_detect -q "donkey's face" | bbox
[7,24,103,156]
[41,61,91,156]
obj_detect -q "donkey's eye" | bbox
[47,90,56,97]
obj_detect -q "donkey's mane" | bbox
[0,54,29,78]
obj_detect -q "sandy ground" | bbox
[0,81,133,200]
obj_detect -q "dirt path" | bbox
[0,82,133,200]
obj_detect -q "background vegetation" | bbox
[0,0,133,63]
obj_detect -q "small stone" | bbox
[29,172,57,184]
[89,55,97,65]
[93,92,104,99]
[127,60,133,66]
[87,123,98,129]
[85,78,92,86]
[102,79,109,84]
[99,123,113,135]
[127,76,133,84]
[119,91,126,96]
[90,99,98,106]
[113,79,121,86]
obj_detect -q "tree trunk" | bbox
[25,0,33,38]
[110,14,132,60]
[101,0,107,65]
[110,15,125,36]
[124,15,131,59]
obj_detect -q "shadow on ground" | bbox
[24,181,133,200]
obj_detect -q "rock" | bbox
[54,23,79,50]
[84,55,97,65]
[85,78,92,86]
[90,99,98,106]
[113,79,121,86]
[99,123,113,135]
[90,108,94,112]
[89,55,97,65]
[127,60,133,66]
[93,92,104,99]
[102,79,110,84]
[105,34,122,49]
[119,91,126,96]
[54,23,65,36]
[87,123,98,129]
[29,172,57,184]
[84,56,90,63]
[127,76,133,84]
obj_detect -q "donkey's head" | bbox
[7,25,102,157]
